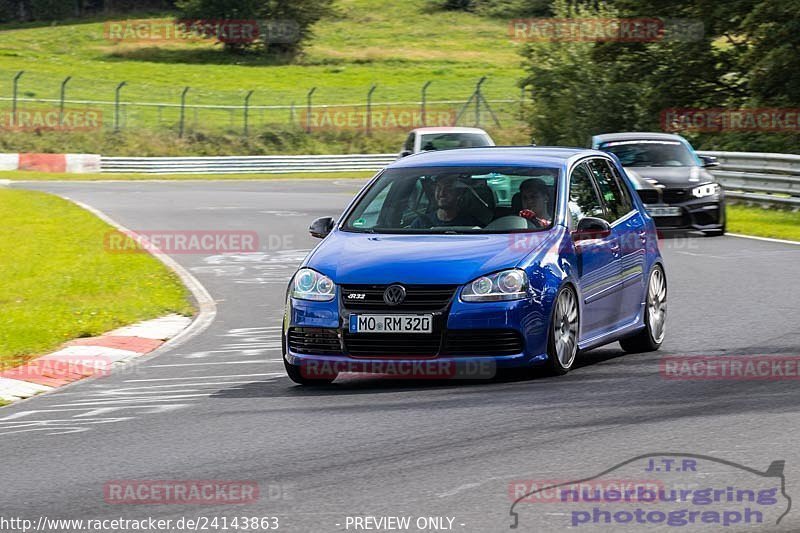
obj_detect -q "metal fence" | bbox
[1,71,525,136]
[699,151,800,207]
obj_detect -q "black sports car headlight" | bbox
[462,269,528,302]
[692,183,721,198]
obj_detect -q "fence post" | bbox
[366,84,377,136]
[179,86,190,138]
[244,90,254,137]
[59,76,72,127]
[306,87,316,133]
[421,80,431,126]
[475,76,486,126]
[115,81,126,132]
[11,71,24,127]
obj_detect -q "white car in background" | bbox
[399,127,495,157]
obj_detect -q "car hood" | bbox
[624,166,715,189]
[305,229,558,285]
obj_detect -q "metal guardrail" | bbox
[101,154,398,174]
[101,151,800,209]
[698,151,800,207]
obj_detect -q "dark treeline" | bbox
[0,0,176,22]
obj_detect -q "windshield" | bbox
[342,165,559,234]
[420,133,492,151]
[599,139,700,167]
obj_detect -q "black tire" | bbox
[620,265,667,353]
[284,358,338,385]
[546,285,580,375]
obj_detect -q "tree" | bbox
[176,0,334,56]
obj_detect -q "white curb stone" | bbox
[0,377,52,400]
[40,346,142,364]
[108,314,193,340]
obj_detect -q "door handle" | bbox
[609,242,621,257]
[638,230,647,244]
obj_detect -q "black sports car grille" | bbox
[341,284,458,311]
[442,329,524,356]
[287,327,342,355]
[662,188,689,204]
[636,190,660,204]
[343,332,442,357]
[342,329,523,358]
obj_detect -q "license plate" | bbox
[349,314,433,334]
[646,205,682,217]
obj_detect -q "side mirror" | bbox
[399,150,412,158]
[572,217,612,242]
[699,155,720,168]
[309,216,335,239]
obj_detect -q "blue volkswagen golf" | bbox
[283,147,666,384]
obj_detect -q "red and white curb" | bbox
[0,153,101,173]
[0,314,192,403]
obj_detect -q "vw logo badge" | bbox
[383,285,406,306]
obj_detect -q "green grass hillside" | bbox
[0,0,526,152]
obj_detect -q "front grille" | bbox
[343,332,442,357]
[663,188,689,204]
[341,284,458,311]
[637,190,660,204]
[342,329,524,358]
[443,329,524,356]
[287,327,342,355]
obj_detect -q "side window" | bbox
[587,158,631,222]
[403,133,415,152]
[568,163,605,227]
[605,160,634,213]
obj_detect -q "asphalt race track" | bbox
[2,180,800,532]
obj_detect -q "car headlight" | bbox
[291,268,336,301]
[461,269,528,302]
[692,183,721,198]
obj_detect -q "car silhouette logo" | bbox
[383,285,406,306]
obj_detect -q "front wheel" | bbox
[546,285,580,375]
[620,265,667,353]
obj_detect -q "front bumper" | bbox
[283,293,551,376]
[640,191,725,232]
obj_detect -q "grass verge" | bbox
[1,170,375,181]
[727,204,800,242]
[0,189,194,369]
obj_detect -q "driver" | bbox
[412,174,482,228]
[518,178,552,227]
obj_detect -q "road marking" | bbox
[151,360,273,367]
[727,233,800,246]
[124,372,283,382]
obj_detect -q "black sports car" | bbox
[593,132,725,236]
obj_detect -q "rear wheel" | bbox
[620,265,667,353]
[546,285,579,375]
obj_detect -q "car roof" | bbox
[387,146,607,169]
[593,132,687,144]
[410,127,490,134]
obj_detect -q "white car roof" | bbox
[411,127,490,135]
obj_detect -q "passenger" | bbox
[518,178,552,227]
